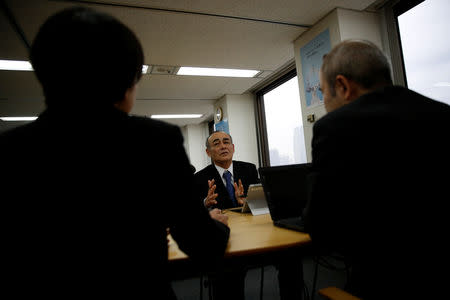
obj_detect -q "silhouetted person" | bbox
[304,40,450,299]
[1,7,229,299]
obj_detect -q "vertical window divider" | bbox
[254,69,304,167]
[255,91,270,167]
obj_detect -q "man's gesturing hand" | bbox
[209,208,228,226]
[233,179,245,206]
[205,179,218,207]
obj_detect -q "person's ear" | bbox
[334,75,352,101]
[335,75,363,103]
[206,148,212,158]
[115,84,137,113]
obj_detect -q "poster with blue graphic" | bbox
[300,29,331,107]
[214,120,229,134]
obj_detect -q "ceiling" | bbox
[0,0,380,129]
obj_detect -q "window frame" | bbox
[393,0,424,16]
[382,0,425,87]
[393,0,425,87]
[255,68,298,167]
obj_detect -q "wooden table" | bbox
[169,211,311,261]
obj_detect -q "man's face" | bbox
[206,132,235,165]
[320,70,345,113]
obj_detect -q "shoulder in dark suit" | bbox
[194,160,259,209]
[1,108,230,298]
[305,85,450,298]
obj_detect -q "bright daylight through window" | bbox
[397,0,450,105]
[263,76,307,166]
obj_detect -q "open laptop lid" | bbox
[242,183,269,215]
[258,163,312,221]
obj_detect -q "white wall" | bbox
[180,125,188,152]
[181,123,210,172]
[293,8,383,162]
[337,9,383,49]
[214,93,259,168]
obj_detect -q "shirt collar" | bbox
[214,161,234,179]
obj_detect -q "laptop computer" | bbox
[241,183,270,215]
[258,163,312,232]
[227,183,270,215]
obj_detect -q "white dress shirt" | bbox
[214,162,234,187]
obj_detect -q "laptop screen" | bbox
[258,163,312,221]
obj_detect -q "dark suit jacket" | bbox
[194,160,260,209]
[0,106,229,299]
[304,86,450,299]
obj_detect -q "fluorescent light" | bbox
[142,65,149,74]
[1,116,38,121]
[0,60,33,71]
[177,67,259,78]
[151,114,203,119]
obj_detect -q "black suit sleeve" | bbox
[250,163,260,183]
[304,118,356,255]
[193,167,211,205]
[239,162,260,197]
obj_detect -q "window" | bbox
[396,0,450,105]
[256,70,307,167]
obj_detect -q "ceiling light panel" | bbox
[151,114,203,119]
[177,67,259,78]
[1,116,38,121]
[0,60,33,71]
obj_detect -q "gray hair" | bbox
[205,131,233,148]
[321,40,393,96]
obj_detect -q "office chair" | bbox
[199,274,213,300]
[310,253,353,300]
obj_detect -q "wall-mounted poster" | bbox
[214,119,229,134]
[300,29,331,108]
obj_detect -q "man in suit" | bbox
[0,7,229,299]
[304,40,450,299]
[193,131,259,300]
[195,130,260,210]
[195,131,304,300]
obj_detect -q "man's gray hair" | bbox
[321,40,393,95]
[205,131,233,148]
